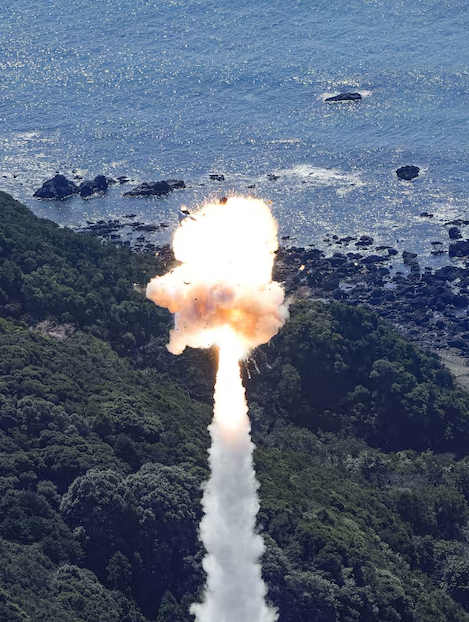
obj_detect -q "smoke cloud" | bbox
[146,196,288,622]
[146,196,288,355]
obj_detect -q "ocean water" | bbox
[1,0,469,266]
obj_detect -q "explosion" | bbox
[146,196,289,622]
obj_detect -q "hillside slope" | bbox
[1,193,469,621]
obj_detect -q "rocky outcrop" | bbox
[449,227,462,240]
[273,244,469,355]
[123,179,185,198]
[396,165,420,180]
[449,240,469,258]
[79,175,109,198]
[325,92,362,102]
[209,174,225,182]
[33,174,79,200]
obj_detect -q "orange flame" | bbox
[146,196,288,359]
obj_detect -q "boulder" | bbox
[396,165,420,180]
[33,174,79,200]
[209,174,225,181]
[325,92,362,102]
[123,179,185,197]
[79,175,109,198]
[403,250,420,273]
[448,226,462,240]
[449,240,469,257]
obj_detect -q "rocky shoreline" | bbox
[75,212,469,365]
[274,244,469,371]
[31,171,469,378]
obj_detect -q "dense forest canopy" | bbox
[2,192,469,621]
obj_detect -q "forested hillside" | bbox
[2,191,469,621]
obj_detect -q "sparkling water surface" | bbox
[1,0,469,266]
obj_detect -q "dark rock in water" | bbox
[106,177,117,185]
[449,226,462,240]
[396,165,420,180]
[403,250,418,263]
[403,250,420,273]
[445,219,469,226]
[420,211,434,218]
[124,213,137,218]
[123,179,185,197]
[449,240,469,258]
[33,174,79,200]
[79,175,109,198]
[117,176,130,184]
[132,224,160,232]
[267,173,280,181]
[209,174,225,182]
[355,235,374,247]
[431,241,443,245]
[388,248,399,256]
[325,92,362,102]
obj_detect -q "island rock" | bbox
[33,174,79,200]
[123,179,185,198]
[79,175,109,198]
[325,92,362,102]
[396,165,420,180]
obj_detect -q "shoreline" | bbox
[274,243,469,387]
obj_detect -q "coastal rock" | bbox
[123,179,185,198]
[79,175,109,198]
[325,92,362,102]
[403,250,420,273]
[355,235,374,247]
[448,226,462,240]
[209,174,225,182]
[33,174,79,200]
[396,165,420,180]
[449,240,469,258]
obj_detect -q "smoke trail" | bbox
[146,197,288,622]
[191,333,277,622]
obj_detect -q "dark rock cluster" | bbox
[123,179,185,197]
[33,175,186,200]
[274,243,469,355]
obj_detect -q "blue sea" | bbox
[1,0,469,267]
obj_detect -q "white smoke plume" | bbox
[146,196,288,622]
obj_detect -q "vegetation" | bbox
[2,191,469,621]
